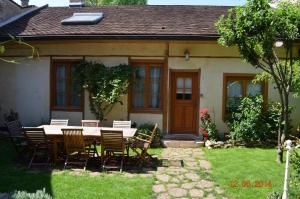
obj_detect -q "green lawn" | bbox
[0,140,161,199]
[204,147,300,199]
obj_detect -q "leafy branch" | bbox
[0,36,39,63]
[74,61,134,121]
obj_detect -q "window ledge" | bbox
[51,107,83,112]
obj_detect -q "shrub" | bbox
[228,96,293,144]
[228,96,268,143]
[137,123,162,146]
[10,189,52,199]
[200,108,219,140]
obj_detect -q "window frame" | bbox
[129,60,164,113]
[50,60,83,112]
[222,73,268,120]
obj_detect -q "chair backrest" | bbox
[101,130,124,152]
[50,119,68,126]
[113,120,131,129]
[148,123,158,144]
[6,120,23,137]
[81,120,99,127]
[23,128,47,146]
[136,123,158,149]
[62,129,85,155]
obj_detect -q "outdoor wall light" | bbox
[184,50,190,61]
[275,41,283,47]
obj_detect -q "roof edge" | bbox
[0,34,220,41]
[0,4,48,28]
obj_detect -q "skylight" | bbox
[61,13,103,25]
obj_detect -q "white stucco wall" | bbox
[130,113,163,130]
[51,111,82,126]
[1,42,299,135]
[0,57,50,126]
[169,57,300,133]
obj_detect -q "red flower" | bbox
[202,131,209,137]
[200,108,211,122]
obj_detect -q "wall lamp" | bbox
[184,50,190,61]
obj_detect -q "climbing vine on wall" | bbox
[74,61,134,121]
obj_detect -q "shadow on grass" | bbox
[0,137,163,197]
[0,138,53,196]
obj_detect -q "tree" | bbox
[216,0,300,163]
[85,0,147,6]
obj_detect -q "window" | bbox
[51,60,82,111]
[130,62,163,112]
[176,77,192,100]
[223,74,268,119]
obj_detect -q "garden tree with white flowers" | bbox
[216,0,300,163]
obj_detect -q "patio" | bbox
[0,128,228,199]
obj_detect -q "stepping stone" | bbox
[204,193,216,199]
[195,180,214,188]
[199,160,212,170]
[157,193,170,199]
[216,187,225,194]
[168,188,188,198]
[157,174,170,182]
[181,182,195,190]
[186,161,198,167]
[166,183,178,188]
[189,189,204,198]
[185,173,200,181]
[171,177,180,183]
[153,184,166,193]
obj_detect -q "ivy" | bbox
[74,61,134,121]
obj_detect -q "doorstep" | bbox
[161,134,204,148]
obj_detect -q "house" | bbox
[0,0,300,137]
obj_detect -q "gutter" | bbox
[0,4,48,28]
[0,34,220,41]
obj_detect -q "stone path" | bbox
[153,148,227,199]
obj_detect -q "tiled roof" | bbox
[0,5,232,39]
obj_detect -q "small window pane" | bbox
[133,67,146,108]
[185,78,192,89]
[70,66,81,107]
[149,67,161,108]
[247,81,262,97]
[227,80,242,97]
[177,78,184,89]
[226,80,243,115]
[56,65,66,106]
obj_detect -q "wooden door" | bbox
[171,72,198,134]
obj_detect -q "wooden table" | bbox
[40,125,137,163]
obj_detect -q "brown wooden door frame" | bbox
[170,70,200,134]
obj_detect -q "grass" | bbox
[204,147,300,199]
[0,139,162,199]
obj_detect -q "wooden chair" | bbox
[113,120,131,129]
[50,119,69,126]
[130,124,158,166]
[5,120,28,158]
[23,128,51,169]
[62,128,92,170]
[100,130,125,172]
[81,120,99,127]
[81,120,100,157]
